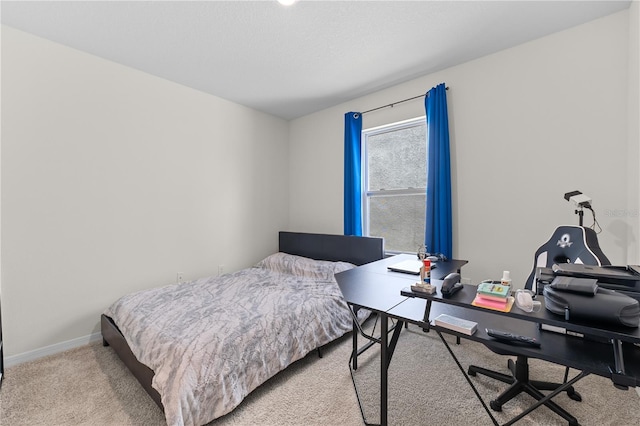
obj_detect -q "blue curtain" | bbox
[424,83,452,258]
[344,112,363,236]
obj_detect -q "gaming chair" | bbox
[468,225,611,425]
[525,225,611,291]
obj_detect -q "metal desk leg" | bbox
[348,311,403,426]
[348,305,382,371]
[610,338,636,389]
[422,299,432,332]
[380,314,388,426]
[352,317,358,370]
[380,315,405,425]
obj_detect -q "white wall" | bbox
[629,1,640,265]
[290,10,636,286]
[1,26,290,357]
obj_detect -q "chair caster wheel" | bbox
[569,420,580,426]
[567,389,582,402]
[467,368,477,377]
[489,400,502,412]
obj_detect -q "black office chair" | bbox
[468,225,611,425]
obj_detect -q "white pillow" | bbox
[255,252,355,280]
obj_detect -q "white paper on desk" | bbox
[387,260,422,274]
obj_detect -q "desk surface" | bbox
[337,254,468,313]
[354,253,468,280]
[400,279,640,345]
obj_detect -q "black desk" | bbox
[335,256,640,426]
[336,254,468,424]
[337,254,467,368]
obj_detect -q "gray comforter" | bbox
[104,253,367,426]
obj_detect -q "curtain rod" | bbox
[359,86,449,116]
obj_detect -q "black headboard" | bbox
[278,232,384,266]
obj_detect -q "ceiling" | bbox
[1,1,632,120]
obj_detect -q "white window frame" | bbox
[362,116,426,254]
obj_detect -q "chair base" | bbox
[468,356,582,426]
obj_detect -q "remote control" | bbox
[485,328,541,347]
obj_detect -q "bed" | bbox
[101,231,384,426]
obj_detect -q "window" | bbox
[363,117,426,253]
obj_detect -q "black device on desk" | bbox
[441,272,463,297]
[539,263,640,300]
[486,328,541,347]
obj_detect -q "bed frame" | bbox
[101,231,384,410]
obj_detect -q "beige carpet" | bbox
[1,322,639,426]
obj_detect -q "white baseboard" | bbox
[4,332,103,368]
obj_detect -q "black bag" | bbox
[543,283,640,328]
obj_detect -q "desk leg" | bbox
[348,313,402,426]
[422,299,432,332]
[352,317,358,370]
[348,305,382,371]
[380,314,388,426]
[610,338,636,389]
[377,317,405,424]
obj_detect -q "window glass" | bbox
[368,193,426,253]
[363,117,426,253]
[367,126,426,191]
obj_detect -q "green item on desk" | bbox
[477,282,510,300]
